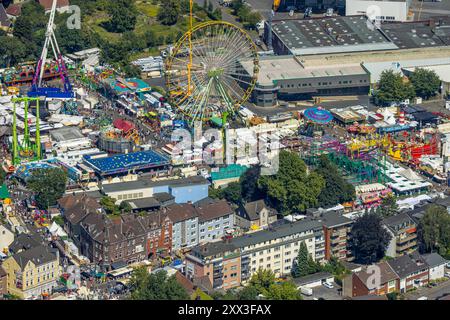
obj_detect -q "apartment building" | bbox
[1,245,61,299]
[196,199,234,244]
[166,200,234,251]
[166,204,199,251]
[344,253,431,297]
[185,219,325,290]
[321,212,353,261]
[383,213,418,257]
[386,254,429,293]
[79,211,172,269]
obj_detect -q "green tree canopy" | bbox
[375,70,415,106]
[291,241,321,278]
[409,68,441,100]
[315,155,355,207]
[103,0,137,33]
[27,168,67,209]
[418,205,450,257]
[100,196,120,216]
[240,166,263,202]
[265,281,302,300]
[129,268,189,300]
[349,212,392,264]
[258,150,325,215]
[377,194,399,218]
[157,0,181,26]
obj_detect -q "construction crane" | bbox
[29,0,74,99]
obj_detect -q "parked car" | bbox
[417,296,428,300]
[445,272,450,278]
[323,282,334,289]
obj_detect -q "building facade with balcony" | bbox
[387,254,429,293]
[321,212,353,261]
[185,219,325,289]
[383,213,418,258]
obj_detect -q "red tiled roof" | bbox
[38,0,70,11]
[5,4,22,17]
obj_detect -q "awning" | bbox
[0,184,10,199]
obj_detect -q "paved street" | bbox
[411,0,450,19]
[405,278,450,300]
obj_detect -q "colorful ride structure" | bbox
[301,136,387,184]
[98,119,140,154]
[11,97,42,166]
[28,0,73,99]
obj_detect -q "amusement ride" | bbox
[166,0,259,124]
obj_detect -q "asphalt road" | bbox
[411,0,450,19]
[405,278,450,300]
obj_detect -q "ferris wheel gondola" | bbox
[166,20,259,123]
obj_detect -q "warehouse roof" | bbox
[101,176,209,193]
[271,15,395,55]
[240,56,368,86]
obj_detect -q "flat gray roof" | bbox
[240,55,368,86]
[272,15,394,55]
[101,176,209,194]
[232,219,323,248]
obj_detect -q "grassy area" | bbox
[84,1,210,45]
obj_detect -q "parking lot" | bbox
[301,281,344,300]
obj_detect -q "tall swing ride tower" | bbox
[11,97,42,166]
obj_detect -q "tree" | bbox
[27,168,67,209]
[410,68,441,100]
[129,268,189,300]
[100,196,120,216]
[237,285,259,300]
[157,0,181,26]
[249,268,275,294]
[104,0,137,33]
[418,205,450,257]
[349,212,392,264]
[375,70,415,106]
[377,194,399,218]
[258,151,325,215]
[292,241,321,278]
[240,166,263,202]
[0,36,28,67]
[265,281,302,300]
[221,182,242,205]
[119,201,133,214]
[315,155,355,207]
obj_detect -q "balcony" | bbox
[397,233,417,244]
[396,241,417,253]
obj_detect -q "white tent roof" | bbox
[48,222,67,237]
[399,168,422,181]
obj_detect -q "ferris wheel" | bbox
[166,21,259,123]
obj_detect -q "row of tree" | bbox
[211,151,356,216]
[375,69,441,106]
[213,269,302,300]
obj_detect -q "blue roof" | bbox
[84,150,169,175]
[14,162,57,181]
